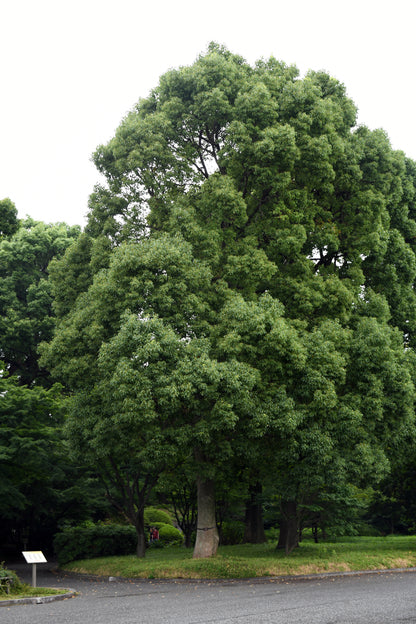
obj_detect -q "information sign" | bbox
[22,551,47,586]
[22,551,47,564]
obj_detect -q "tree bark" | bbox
[184,530,193,548]
[276,500,299,555]
[135,507,146,557]
[192,476,219,558]
[244,481,266,543]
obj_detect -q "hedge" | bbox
[54,521,184,564]
[53,524,137,565]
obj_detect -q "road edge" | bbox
[59,565,416,584]
[0,589,77,608]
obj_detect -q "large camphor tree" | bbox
[43,44,416,557]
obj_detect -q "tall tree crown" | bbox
[42,45,416,557]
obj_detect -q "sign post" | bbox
[22,551,47,588]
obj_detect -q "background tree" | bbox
[367,437,416,535]
[0,218,80,385]
[155,468,197,548]
[0,367,104,555]
[0,198,19,239]
[0,370,62,528]
[0,213,89,554]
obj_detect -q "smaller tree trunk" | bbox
[277,518,288,550]
[135,507,146,557]
[244,482,266,543]
[193,477,219,559]
[184,530,193,548]
[276,501,299,555]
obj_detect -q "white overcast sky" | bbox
[1,0,415,228]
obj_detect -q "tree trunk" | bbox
[192,477,219,559]
[276,501,299,555]
[244,482,266,543]
[277,518,287,550]
[184,528,194,548]
[135,507,146,557]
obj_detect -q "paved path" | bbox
[2,562,416,623]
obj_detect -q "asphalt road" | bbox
[2,563,416,623]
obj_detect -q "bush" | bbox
[149,523,184,547]
[54,523,137,565]
[0,563,23,594]
[144,507,173,526]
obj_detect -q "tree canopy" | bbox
[0,218,81,385]
[0,198,19,239]
[42,44,416,557]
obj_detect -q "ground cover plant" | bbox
[0,563,67,601]
[62,535,416,579]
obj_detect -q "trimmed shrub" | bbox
[54,523,137,565]
[144,507,173,526]
[149,523,184,547]
[158,523,184,546]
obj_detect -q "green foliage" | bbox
[0,198,19,239]
[0,216,112,555]
[54,522,184,564]
[144,507,173,526]
[0,368,64,520]
[41,44,416,558]
[154,523,184,546]
[53,523,137,565]
[264,527,280,543]
[366,436,416,535]
[0,218,81,384]
[220,521,245,545]
[0,563,22,593]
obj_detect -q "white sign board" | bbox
[22,551,47,564]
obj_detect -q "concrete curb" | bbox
[263,566,416,584]
[0,589,77,607]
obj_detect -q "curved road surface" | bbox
[2,563,416,623]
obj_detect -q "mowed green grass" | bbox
[63,536,416,579]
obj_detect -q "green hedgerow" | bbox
[54,523,137,565]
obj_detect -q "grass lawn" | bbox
[63,535,416,580]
